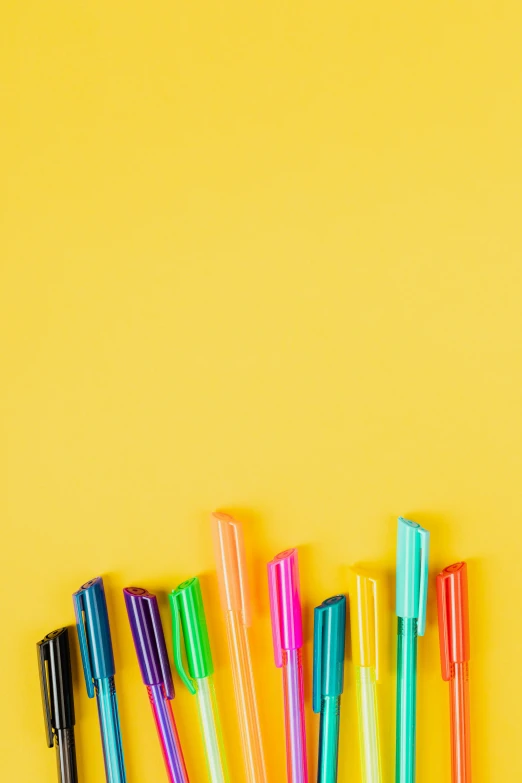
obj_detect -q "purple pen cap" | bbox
[123,587,174,699]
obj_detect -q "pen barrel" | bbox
[195,676,229,783]
[355,666,382,783]
[96,677,127,783]
[316,696,340,783]
[282,648,308,783]
[148,683,189,783]
[224,610,267,783]
[395,618,418,783]
[449,663,471,783]
[55,728,78,783]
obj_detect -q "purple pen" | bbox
[123,587,189,783]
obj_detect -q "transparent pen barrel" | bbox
[225,610,267,783]
[317,696,340,783]
[449,663,471,783]
[195,676,229,783]
[395,618,417,783]
[282,648,308,783]
[96,677,126,783]
[355,666,382,783]
[55,728,78,783]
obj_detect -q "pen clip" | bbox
[437,569,452,681]
[37,638,54,748]
[312,604,325,713]
[146,593,175,700]
[417,527,430,636]
[169,592,197,695]
[368,574,380,682]
[267,558,283,668]
[73,591,95,698]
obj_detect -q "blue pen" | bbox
[73,577,127,783]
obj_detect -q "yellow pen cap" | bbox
[349,566,381,680]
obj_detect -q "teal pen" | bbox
[312,595,346,783]
[395,517,430,783]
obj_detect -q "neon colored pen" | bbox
[312,595,346,783]
[268,548,308,783]
[395,517,430,783]
[437,562,471,783]
[211,511,268,783]
[123,587,189,783]
[73,577,127,783]
[349,567,382,783]
[37,627,78,783]
[170,577,229,783]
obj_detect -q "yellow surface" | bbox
[1,2,521,780]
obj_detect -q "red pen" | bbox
[436,562,472,783]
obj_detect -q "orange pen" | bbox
[211,512,268,783]
[436,562,472,783]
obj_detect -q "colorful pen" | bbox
[268,548,308,783]
[123,587,189,783]
[170,577,230,783]
[437,562,471,783]
[211,511,268,783]
[312,595,346,783]
[395,517,430,783]
[37,627,78,783]
[73,577,127,783]
[349,567,382,783]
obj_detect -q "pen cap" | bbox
[170,577,214,694]
[312,595,346,713]
[123,587,174,698]
[37,628,75,746]
[268,548,303,667]
[396,517,430,635]
[349,566,381,678]
[73,576,115,696]
[211,511,251,626]
[437,562,470,681]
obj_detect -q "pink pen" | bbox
[268,549,308,783]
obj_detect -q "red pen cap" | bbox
[436,562,470,681]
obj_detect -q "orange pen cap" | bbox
[436,562,470,681]
[211,512,251,626]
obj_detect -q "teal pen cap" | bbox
[312,595,346,712]
[396,517,430,635]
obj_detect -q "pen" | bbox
[73,577,127,783]
[268,548,308,783]
[312,595,346,783]
[170,577,230,783]
[123,587,189,783]
[437,562,471,783]
[211,511,268,783]
[37,627,78,783]
[349,567,382,783]
[395,517,430,783]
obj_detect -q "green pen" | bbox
[395,517,430,783]
[169,578,230,783]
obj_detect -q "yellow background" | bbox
[1,1,521,780]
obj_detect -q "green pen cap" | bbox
[312,594,346,713]
[396,516,430,635]
[169,577,214,694]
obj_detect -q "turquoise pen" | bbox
[312,595,346,783]
[395,517,430,783]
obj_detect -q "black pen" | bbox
[37,627,79,783]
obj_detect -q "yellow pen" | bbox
[349,566,382,783]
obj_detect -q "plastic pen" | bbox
[395,517,430,783]
[211,511,268,783]
[268,548,308,783]
[349,567,382,783]
[73,577,127,783]
[170,577,229,783]
[437,562,471,783]
[312,595,346,783]
[37,627,78,783]
[123,587,189,783]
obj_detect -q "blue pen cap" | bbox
[73,576,115,696]
[312,595,346,713]
[396,517,430,635]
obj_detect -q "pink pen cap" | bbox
[268,549,303,667]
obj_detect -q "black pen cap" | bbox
[37,627,75,746]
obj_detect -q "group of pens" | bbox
[37,513,471,783]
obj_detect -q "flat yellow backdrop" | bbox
[1,1,521,781]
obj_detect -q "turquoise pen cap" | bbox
[396,517,430,635]
[312,595,346,713]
